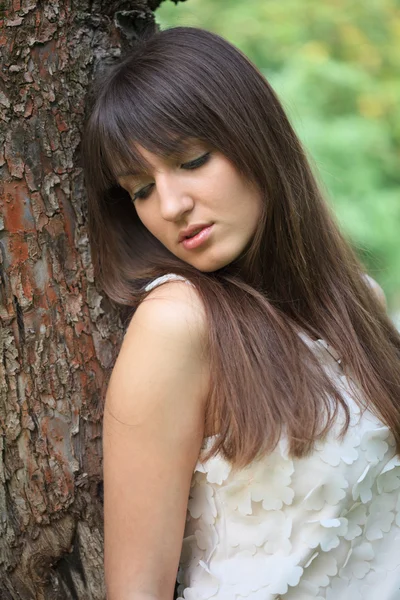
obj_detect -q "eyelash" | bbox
[131,152,211,202]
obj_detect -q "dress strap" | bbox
[314,338,342,364]
[297,331,342,371]
[144,273,193,293]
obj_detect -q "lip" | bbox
[180,224,214,250]
[178,223,214,243]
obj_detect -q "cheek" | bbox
[221,166,262,214]
[235,188,263,226]
[252,195,264,223]
[246,183,264,217]
[135,206,158,235]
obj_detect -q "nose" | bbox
[156,172,194,222]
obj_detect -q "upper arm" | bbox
[103,282,210,600]
[364,274,387,310]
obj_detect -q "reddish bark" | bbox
[0,1,169,597]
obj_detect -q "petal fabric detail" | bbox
[360,427,390,464]
[339,542,374,580]
[377,455,400,493]
[174,324,400,599]
[144,278,400,599]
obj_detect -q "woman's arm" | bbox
[364,274,387,309]
[103,281,210,600]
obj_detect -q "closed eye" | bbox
[132,183,154,202]
[131,152,212,202]
[181,152,211,170]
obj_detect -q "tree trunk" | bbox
[0,1,168,597]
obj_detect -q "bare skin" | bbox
[118,141,263,273]
[364,274,387,310]
[103,281,210,600]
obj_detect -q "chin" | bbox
[187,255,237,273]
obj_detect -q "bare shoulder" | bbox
[364,274,387,309]
[128,279,208,347]
[106,279,209,426]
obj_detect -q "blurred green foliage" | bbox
[156,0,400,318]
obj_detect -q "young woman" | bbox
[83,26,400,600]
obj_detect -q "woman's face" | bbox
[117,140,263,272]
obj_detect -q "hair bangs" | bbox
[92,58,225,188]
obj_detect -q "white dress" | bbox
[145,274,400,600]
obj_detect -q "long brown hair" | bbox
[83,26,400,468]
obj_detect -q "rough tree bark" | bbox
[0,1,177,598]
